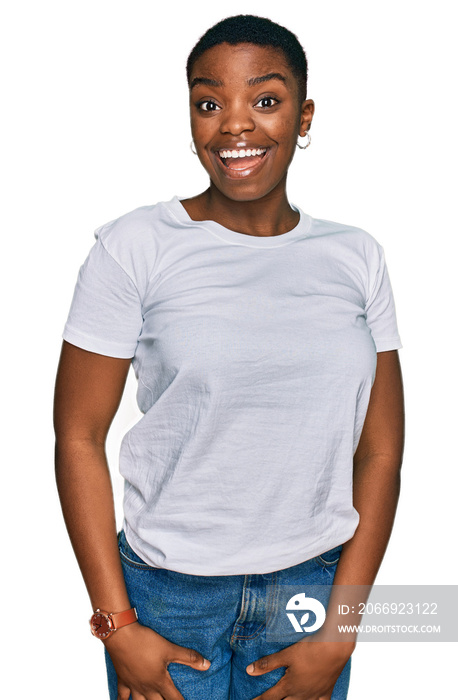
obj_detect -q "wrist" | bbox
[101,620,141,649]
[316,618,359,646]
[89,607,138,641]
[303,619,358,649]
[301,632,356,660]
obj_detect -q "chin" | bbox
[211,179,280,204]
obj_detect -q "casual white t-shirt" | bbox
[63,196,402,575]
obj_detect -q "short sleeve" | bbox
[62,238,143,358]
[365,246,402,352]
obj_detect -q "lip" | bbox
[212,147,270,180]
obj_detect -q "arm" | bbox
[248,350,405,699]
[54,341,210,700]
[54,341,133,614]
[325,348,405,614]
[336,349,405,585]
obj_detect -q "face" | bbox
[189,42,314,203]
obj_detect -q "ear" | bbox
[299,99,315,137]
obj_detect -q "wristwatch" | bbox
[89,607,138,640]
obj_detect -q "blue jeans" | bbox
[105,530,351,699]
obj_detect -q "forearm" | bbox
[335,454,401,586]
[321,454,401,640]
[55,438,131,614]
[55,442,211,694]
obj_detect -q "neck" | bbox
[181,180,300,237]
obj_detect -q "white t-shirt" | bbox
[63,196,402,575]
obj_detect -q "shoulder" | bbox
[307,213,384,266]
[94,200,175,253]
[91,199,177,296]
[308,214,380,247]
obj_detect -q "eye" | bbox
[197,100,221,112]
[255,96,279,109]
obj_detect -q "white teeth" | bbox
[218,148,267,159]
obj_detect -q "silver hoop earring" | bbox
[297,132,311,150]
[190,140,197,155]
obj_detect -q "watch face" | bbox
[90,612,113,639]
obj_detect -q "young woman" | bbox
[54,15,404,700]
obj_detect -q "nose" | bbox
[219,100,255,135]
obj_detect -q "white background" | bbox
[2,0,457,697]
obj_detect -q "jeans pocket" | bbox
[315,544,343,567]
[117,529,157,570]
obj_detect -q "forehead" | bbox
[190,42,294,84]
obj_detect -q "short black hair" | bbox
[186,15,308,102]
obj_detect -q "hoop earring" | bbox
[297,132,311,150]
[190,140,197,155]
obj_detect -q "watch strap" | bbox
[110,607,138,630]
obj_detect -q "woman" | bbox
[54,14,404,700]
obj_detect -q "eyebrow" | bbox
[247,72,287,87]
[190,77,224,89]
[190,73,287,90]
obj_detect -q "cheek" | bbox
[264,110,301,145]
[273,121,300,161]
[190,111,204,141]
[190,119,203,142]
[280,121,299,145]
[190,109,216,138]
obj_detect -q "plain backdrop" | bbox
[2,0,457,697]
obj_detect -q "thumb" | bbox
[246,651,286,676]
[167,641,211,672]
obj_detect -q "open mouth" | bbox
[216,147,268,172]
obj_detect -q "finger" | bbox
[119,680,163,700]
[130,692,147,700]
[130,689,165,700]
[167,642,211,672]
[250,679,288,700]
[117,679,133,700]
[129,677,186,700]
[246,651,287,676]
[160,677,188,700]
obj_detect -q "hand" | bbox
[246,636,355,700]
[103,622,211,699]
